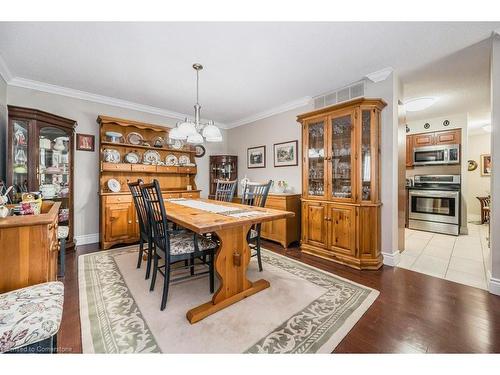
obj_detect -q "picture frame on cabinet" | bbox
[76,133,95,151]
[247,145,266,168]
[274,140,298,167]
[480,154,492,176]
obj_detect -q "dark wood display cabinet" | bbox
[209,155,238,199]
[7,106,77,249]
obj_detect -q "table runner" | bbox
[167,198,263,218]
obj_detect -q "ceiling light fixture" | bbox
[404,97,437,112]
[170,63,222,144]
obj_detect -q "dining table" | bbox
[162,197,295,324]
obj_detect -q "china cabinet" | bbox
[7,106,77,249]
[297,98,386,270]
[97,116,201,249]
[209,155,237,199]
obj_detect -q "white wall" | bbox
[6,85,227,242]
[226,104,313,194]
[406,114,466,135]
[0,76,7,182]
[465,132,491,220]
[489,32,500,295]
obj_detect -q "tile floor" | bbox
[397,223,490,290]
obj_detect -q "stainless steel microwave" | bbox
[413,144,460,166]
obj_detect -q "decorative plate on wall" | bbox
[468,160,478,171]
[194,144,206,158]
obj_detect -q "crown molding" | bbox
[6,76,229,129]
[0,54,12,82]
[226,96,312,129]
[365,67,394,83]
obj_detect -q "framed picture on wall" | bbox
[480,154,492,176]
[274,140,298,167]
[247,145,266,168]
[76,133,95,152]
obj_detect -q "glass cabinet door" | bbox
[361,110,372,201]
[306,119,326,198]
[11,120,30,203]
[38,126,71,226]
[330,112,354,200]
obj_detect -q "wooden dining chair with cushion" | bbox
[214,179,238,202]
[141,180,218,311]
[241,180,272,272]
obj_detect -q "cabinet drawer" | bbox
[178,166,197,174]
[181,191,200,199]
[265,196,287,210]
[105,195,132,204]
[131,164,156,173]
[102,162,131,172]
[163,192,181,199]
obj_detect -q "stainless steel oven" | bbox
[408,175,461,236]
[413,144,460,166]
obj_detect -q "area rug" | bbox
[79,246,379,353]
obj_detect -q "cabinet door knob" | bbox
[128,220,132,224]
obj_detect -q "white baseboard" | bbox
[382,251,401,267]
[488,276,500,296]
[75,233,99,246]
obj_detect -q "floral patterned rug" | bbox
[79,246,378,353]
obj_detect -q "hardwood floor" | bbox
[58,240,500,353]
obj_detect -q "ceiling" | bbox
[0,22,499,127]
[402,38,492,134]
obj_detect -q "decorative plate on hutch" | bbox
[107,178,121,193]
[171,140,183,150]
[165,154,178,166]
[127,132,144,145]
[178,155,190,165]
[151,136,164,148]
[143,150,161,164]
[125,152,140,164]
[103,149,121,163]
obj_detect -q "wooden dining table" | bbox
[162,198,294,324]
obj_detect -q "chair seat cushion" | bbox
[169,232,217,256]
[249,229,258,239]
[0,282,64,353]
[57,226,69,239]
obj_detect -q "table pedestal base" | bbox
[186,225,270,324]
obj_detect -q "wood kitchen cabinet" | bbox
[102,195,139,246]
[413,132,435,147]
[406,134,414,168]
[435,129,461,145]
[298,98,386,270]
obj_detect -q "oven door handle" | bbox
[409,190,459,198]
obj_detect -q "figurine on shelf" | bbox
[0,186,13,218]
[14,128,26,146]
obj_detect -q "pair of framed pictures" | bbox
[247,140,298,169]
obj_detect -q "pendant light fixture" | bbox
[170,63,222,144]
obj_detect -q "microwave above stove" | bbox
[413,144,460,166]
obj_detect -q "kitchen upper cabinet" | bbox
[435,129,461,145]
[413,133,435,147]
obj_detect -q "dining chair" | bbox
[241,180,272,272]
[476,196,491,224]
[214,179,238,202]
[128,179,154,280]
[141,180,218,311]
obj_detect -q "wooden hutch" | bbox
[297,98,386,270]
[98,116,200,249]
